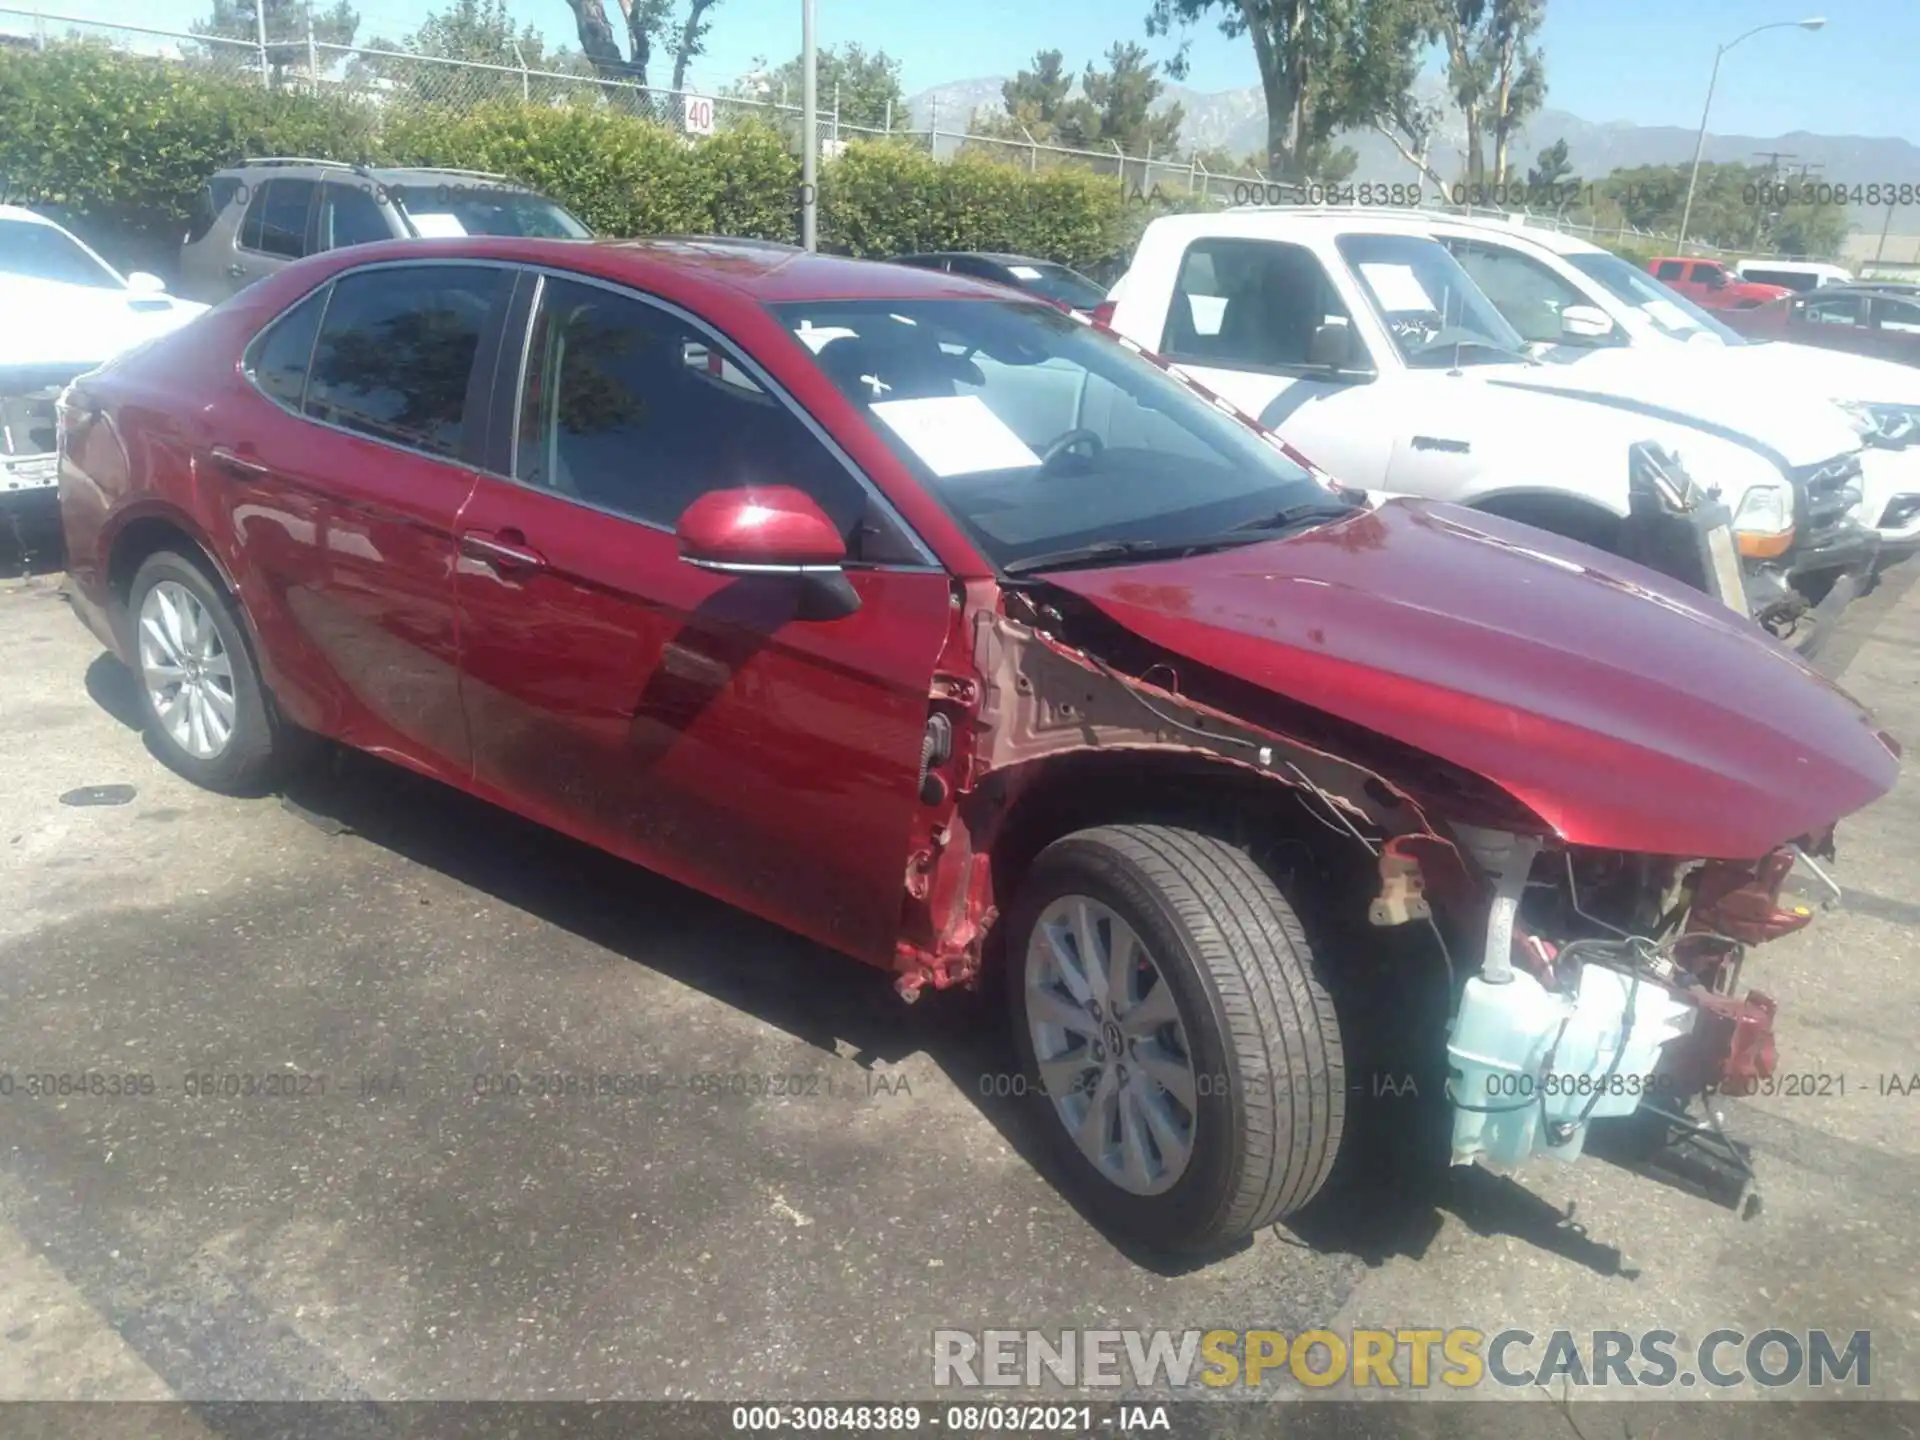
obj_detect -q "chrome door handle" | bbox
[208,446,270,480]
[460,532,548,571]
[225,263,247,279]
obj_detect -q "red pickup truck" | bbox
[1647,256,1793,310]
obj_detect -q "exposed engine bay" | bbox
[1433,827,1828,1218]
[892,565,1861,1221]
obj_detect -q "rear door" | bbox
[451,270,954,965]
[224,177,319,299]
[207,260,512,776]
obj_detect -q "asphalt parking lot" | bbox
[1,532,1918,1423]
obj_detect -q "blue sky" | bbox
[21,0,1920,138]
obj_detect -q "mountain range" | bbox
[906,76,1920,230]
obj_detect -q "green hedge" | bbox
[0,43,1181,278]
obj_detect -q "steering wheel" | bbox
[1407,325,1498,358]
[1037,428,1105,472]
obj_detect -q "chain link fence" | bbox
[0,6,1801,258]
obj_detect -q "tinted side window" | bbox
[1165,238,1357,370]
[305,265,507,457]
[245,285,329,410]
[1873,297,1920,334]
[320,184,393,250]
[1804,294,1865,326]
[185,178,242,246]
[514,277,875,548]
[1654,260,1685,280]
[242,179,315,259]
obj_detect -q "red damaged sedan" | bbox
[58,236,1898,1252]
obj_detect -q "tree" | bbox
[192,0,360,83]
[356,1,585,106]
[1525,137,1572,189]
[763,43,905,130]
[1438,0,1546,186]
[1146,0,1436,179]
[560,0,721,93]
[970,49,1076,143]
[1057,41,1184,157]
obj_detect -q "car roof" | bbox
[0,204,61,227]
[214,159,531,187]
[300,235,1049,304]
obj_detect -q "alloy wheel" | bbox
[138,579,237,760]
[1023,894,1198,1195]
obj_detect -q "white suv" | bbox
[1105,210,1877,640]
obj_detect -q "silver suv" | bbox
[176,157,591,304]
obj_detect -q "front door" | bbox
[453,272,952,964]
[1153,235,1395,483]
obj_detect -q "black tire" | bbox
[1005,823,1344,1253]
[125,551,282,795]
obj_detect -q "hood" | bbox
[0,274,208,369]
[1716,339,1920,408]
[1486,346,1863,468]
[1042,500,1898,860]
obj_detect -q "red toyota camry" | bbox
[57,235,1898,1252]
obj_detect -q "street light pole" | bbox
[1676,16,1826,251]
[801,0,818,251]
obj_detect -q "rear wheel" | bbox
[127,551,281,794]
[1006,824,1343,1252]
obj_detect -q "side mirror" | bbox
[1308,321,1368,374]
[1559,304,1615,340]
[1706,269,1729,289]
[677,485,847,571]
[676,485,860,619]
[126,271,168,294]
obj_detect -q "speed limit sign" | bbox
[684,93,716,135]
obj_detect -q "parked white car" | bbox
[1105,210,1875,642]
[1735,258,1852,292]
[0,205,208,518]
[1407,213,1920,552]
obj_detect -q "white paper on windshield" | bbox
[1641,298,1693,330]
[1007,264,1044,280]
[409,213,468,238]
[870,395,1041,476]
[1358,262,1436,313]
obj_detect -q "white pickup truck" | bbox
[1403,211,1920,555]
[1104,210,1877,641]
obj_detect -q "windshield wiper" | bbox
[1228,500,1361,534]
[1002,534,1269,576]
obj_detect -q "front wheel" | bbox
[1006,824,1344,1253]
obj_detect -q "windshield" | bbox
[393,189,591,240]
[0,218,122,290]
[769,298,1348,571]
[1011,262,1108,311]
[1333,233,1529,368]
[1566,252,1744,345]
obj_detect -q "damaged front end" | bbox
[1427,827,1839,1217]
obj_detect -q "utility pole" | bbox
[800,0,817,250]
[256,0,270,87]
